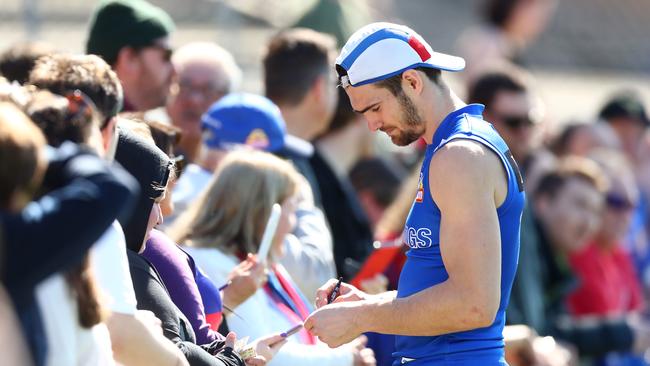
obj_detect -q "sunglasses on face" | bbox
[136,44,173,62]
[605,192,635,211]
[501,115,535,130]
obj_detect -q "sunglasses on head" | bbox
[64,90,97,125]
[605,192,635,211]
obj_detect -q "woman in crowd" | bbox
[171,150,376,366]
[133,118,273,348]
[115,127,279,366]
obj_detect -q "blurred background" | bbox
[1,0,649,135]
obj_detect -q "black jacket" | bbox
[309,149,374,280]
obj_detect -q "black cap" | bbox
[599,92,649,126]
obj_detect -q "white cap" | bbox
[336,22,465,87]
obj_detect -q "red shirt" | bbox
[568,241,643,316]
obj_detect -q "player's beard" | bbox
[391,92,426,146]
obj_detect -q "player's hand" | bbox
[223,253,267,309]
[348,336,376,366]
[305,302,364,348]
[314,278,368,308]
[251,333,286,362]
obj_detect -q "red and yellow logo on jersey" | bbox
[415,172,424,203]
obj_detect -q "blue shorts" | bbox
[392,348,507,366]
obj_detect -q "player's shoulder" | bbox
[432,139,500,171]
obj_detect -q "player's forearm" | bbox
[360,279,498,336]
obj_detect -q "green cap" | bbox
[86,0,175,65]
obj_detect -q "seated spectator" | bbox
[519,156,650,358]
[567,150,645,365]
[115,128,272,366]
[171,150,375,366]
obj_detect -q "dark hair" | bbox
[146,119,182,157]
[467,68,529,108]
[29,54,123,129]
[25,90,100,147]
[484,0,521,28]
[349,157,405,208]
[65,256,106,328]
[0,101,46,209]
[0,41,56,84]
[263,28,336,106]
[598,91,649,126]
[374,67,441,97]
[319,85,356,137]
[535,156,607,199]
[550,121,588,156]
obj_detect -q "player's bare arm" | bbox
[356,139,507,336]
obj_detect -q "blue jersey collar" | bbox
[430,104,484,148]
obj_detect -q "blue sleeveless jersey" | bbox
[394,104,525,365]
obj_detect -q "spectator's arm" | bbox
[107,312,188,366]
[3,143,137,300]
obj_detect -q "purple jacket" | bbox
[142,229,223,344]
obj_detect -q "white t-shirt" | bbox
[162,163,213,229]
[36,274,114,366]
[91,221,137,314]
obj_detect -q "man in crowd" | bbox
[263,28,375,281]
[86,0,175,112]
[166,42,241,163]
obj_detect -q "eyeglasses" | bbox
[174,80,225,101]
[605,192,635,211]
